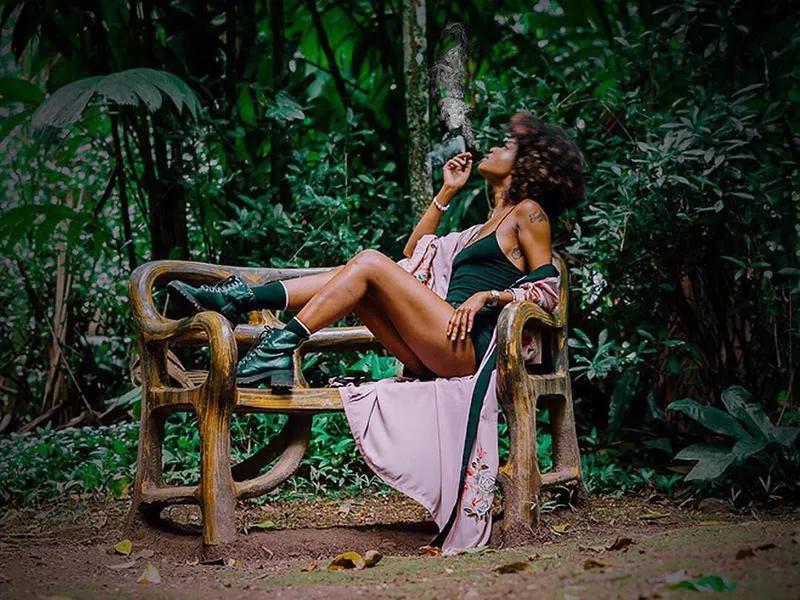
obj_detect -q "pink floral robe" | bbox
[336,225,560,555]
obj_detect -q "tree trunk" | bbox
[402,0,433,216]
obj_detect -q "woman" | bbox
[167,112,584,389]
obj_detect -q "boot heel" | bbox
[269,369,294,390]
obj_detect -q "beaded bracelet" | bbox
[432,197,449,212]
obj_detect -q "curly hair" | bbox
[504,112,584,221]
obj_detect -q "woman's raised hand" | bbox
[442,152,473,189]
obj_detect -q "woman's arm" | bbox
[403,152,472,258]
[402,184,457,258]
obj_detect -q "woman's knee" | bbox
[350,249,390,272]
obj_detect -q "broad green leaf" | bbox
[674,443,729,462]
[685,453,735,481]
[0,76,44,104]
[772,427,800,448]
[32,68,199,129]
[667,398,750,439]
[265,90,305,123]
[731,436,767,460]
[720,386,774,441]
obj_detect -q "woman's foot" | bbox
[235,326,310,389]
[166,274,256,324]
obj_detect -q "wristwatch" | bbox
[487,289,501,308]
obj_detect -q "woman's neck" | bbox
[489,179,513,217]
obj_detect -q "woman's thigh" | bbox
[358,251,476,377]
[281,263,430,375]
[282,266,344,309]
[353,303,431,377]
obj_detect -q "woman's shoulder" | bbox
[513,198,550,230]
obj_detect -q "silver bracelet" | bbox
[432,197,449,212]
[487,289,500,307]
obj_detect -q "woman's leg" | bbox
[282,266,431,375]
[281,267,344,310]
[295,249,476,377]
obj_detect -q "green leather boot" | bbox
[235,326,309,388]
[166,274,256,324]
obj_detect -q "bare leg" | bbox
[281,266,431,376]
[296,250,476,377]
[281,267,344,310]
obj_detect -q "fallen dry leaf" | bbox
[328,551,365,571]
[607,537,635,551]
[363,550,383,568]
[639,511,670,520]
[495,562,529,574]
[137,561,161,584]
[113,539,132,556]
[225,558,242,568]
[131,549,155,561]
[301,562,317,572]
[419,545,442,557]
[529,552,559,561]
[550,523,570,534]
[583,558,607,570]
[250,519,276,530]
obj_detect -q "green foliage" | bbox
[0,0,797,508]
[668,386,799,483]
[31,68,200,129]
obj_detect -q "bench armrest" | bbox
[148,310,238,396]
[496,301,556,379]
[129,260,333,342]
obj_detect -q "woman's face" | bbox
[477,136,517,180]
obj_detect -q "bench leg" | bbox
[546,377,586,506]
[125,397,167,537]
[497,381,541,546]
[197,395,237,558]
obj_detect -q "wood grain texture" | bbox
[125,254,584,555]
[495,253,584,546]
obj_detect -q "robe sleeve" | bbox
[502,276,560,312]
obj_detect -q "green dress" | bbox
[445,210,526,369]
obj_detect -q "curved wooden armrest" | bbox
[129,259,333,341]
[153,311,238,396]
[495,300,560,406]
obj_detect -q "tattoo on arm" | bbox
[528,209,548,223]
[510,246,523,260]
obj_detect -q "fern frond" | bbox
[31,68,199,129]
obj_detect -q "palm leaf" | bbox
[31,68,199,129]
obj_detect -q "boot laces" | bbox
[199,274,238,293]
[240,327,273,365]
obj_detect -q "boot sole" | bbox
[236,368,294,391]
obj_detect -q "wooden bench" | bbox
[124,255,583,557]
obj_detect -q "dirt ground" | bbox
[0,492,798,599]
